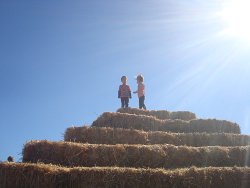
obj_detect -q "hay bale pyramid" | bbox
[1,108,250,187]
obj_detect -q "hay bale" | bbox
[190,119,241,134]
[0,162,68,188]
[64,126,250,146]
[117,108,171,120]
[2,163,250,188]
[117,108,196,120]
[92,112,240,134]
[170,111,196,121]
[64,126,148,145]
[23,140,250,168]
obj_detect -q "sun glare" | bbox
[220,0,250,41]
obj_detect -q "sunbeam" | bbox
[219,0,250,42]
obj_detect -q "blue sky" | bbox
[1,0,250,161]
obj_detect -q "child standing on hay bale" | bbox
[118,76,132,108]
[133,74,146,110]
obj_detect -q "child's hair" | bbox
[136,74,144,82]
[7,156,14,162]
[121,76,127,81]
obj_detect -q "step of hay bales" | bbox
[92,112,240,134]
[2,163,250,188]
[117,107,196,120]
[23,140,250,168]
[64,126,250,146]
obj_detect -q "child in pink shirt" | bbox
[118,76,131,108]
[133,74,146,110]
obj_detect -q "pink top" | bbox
[119,84,131,98]
[137,82,145,98]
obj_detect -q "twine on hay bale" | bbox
[23,140,250,168]
[117,108,196,121]
[92,112,240,134]
[64,126,250,146]
[2,163,250,188]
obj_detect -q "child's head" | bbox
[121,76,128,84]
[7,156,14,162]
[136,74,144,83]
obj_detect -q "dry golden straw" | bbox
[2,163,250,188]
[92,112,240,134]
[23,140,250,168]
[117,107,197,120]
[64,126,250,146]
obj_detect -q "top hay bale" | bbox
[92,112,240,134]
[117,108,196,121]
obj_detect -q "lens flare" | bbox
[219,0,250,41]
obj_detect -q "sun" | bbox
[219,0,250,41]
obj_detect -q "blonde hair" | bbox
[136,74,144,82]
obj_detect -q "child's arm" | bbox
[133,87,138,94]
[133,84,138,94]
[118,86,121,98]
[128,86,132,98]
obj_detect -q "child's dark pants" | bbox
[121,97,129,108]
[139,96,146,110]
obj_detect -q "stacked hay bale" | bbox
[1,108,250,188]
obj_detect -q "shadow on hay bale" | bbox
[64,126,250,146]
[92,112,240,134]
[117,108,197,121]
[2,163,250,188]
[23,140,250,168]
